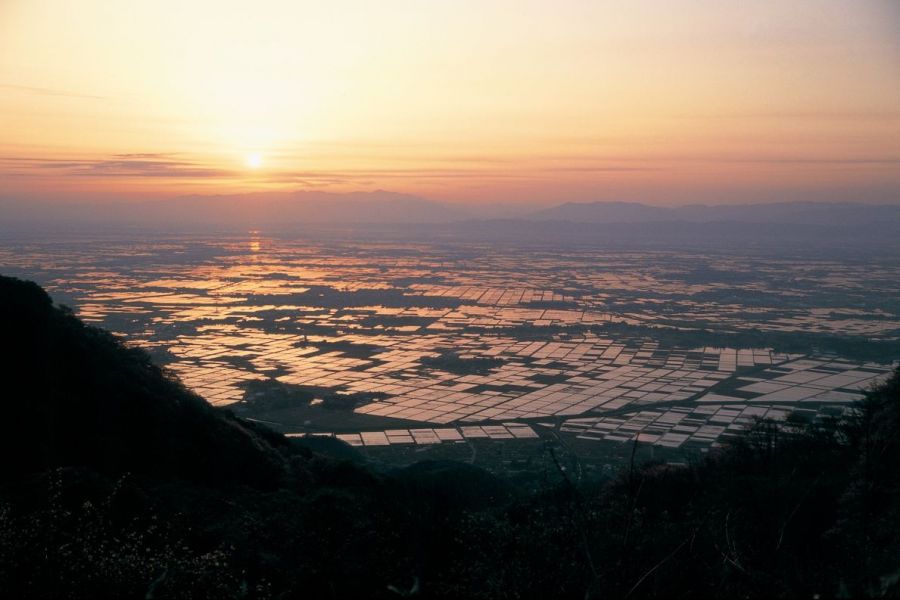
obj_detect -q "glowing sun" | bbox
[245,153,263,169]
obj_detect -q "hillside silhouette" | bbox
[0,274,899,599]
[0,275,290,487]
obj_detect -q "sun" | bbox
[244,153,263,169]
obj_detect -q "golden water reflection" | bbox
[2,235,897,449]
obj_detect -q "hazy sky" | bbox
[1,0,899,205]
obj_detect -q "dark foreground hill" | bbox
[0,275,291,487]
[0,274,899,599]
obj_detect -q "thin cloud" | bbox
[0,83,105,100]
[112,153,176,159]
[1,155,233,178]
[256,165,659,185]
[708,157,900,165]
[670,110,900,121]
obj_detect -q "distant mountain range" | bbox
[527,200,900,225]
[2,191,899,229]
[167,189,467,225]
[0,190,464,227]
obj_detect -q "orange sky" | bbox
[1,0,899,205]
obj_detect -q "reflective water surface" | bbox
[2,234,896,453]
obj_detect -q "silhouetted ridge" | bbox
[0,275,289,487]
